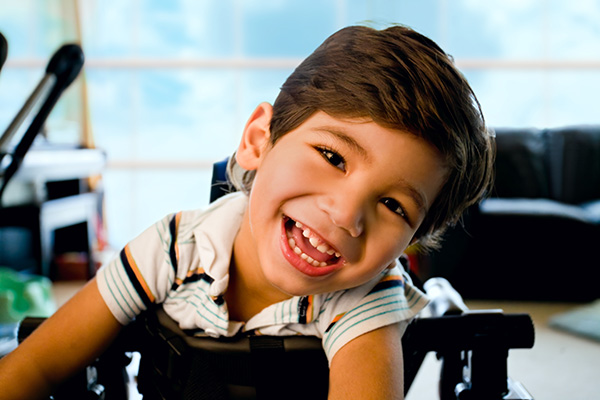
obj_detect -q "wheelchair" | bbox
[17,275,535,400]
[13,158,536,400]
[3,41,535,400]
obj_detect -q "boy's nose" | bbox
[319,192,366,238]
[339,217,363,238]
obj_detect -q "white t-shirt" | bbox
[96,192,429,363]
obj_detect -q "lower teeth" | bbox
[288,237,329,267]
[286,218,340,268]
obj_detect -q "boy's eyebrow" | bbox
[397,178,428,216]
[314,126,370,161]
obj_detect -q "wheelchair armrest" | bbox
[403,311,535,400]
[406,311,535,353]
[17,316,132,400]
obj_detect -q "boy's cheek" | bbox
[259,154,330,193]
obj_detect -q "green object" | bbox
[0,267,56,323]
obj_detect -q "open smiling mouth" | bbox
[282,216,343,271]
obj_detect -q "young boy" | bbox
[0,25,494,399]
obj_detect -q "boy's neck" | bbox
[225,209,292,322]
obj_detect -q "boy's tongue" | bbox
[288,222,333,264]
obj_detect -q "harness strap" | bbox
[134,307,329,399]
[249,336,286,398]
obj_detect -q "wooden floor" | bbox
[53,281,600,400]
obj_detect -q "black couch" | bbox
[421,126,600,302]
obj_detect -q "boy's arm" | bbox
[328,323,405,400]
[0,277,122,400]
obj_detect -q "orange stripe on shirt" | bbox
[187,267,205,278]
[325,312,346,333]
[306,295,314,323]
[379,274,403,283]
[124,245,155,303]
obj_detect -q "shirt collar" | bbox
[192,191,247,297]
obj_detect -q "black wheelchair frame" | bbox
[18,272,536,400]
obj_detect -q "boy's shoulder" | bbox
[316,262,415,310]
[176,191,247,232]
[331,261,428,319]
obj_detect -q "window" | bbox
[1,0,599,249]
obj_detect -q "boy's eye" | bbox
[381,198,408,219]
[318,147,346,171]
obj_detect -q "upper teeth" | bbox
[295,221,341,257]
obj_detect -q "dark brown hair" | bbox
[229,25,494,250]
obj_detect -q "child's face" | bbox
[236,107,447,299]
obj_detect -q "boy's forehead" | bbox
[301,111,417,144]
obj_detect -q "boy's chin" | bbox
[268,278,313,298]
[267,272,349,298]
[266,273,326,298]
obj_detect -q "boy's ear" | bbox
[236,102,273,171]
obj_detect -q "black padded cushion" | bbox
[546,126,600,204]
[492,128,550,198]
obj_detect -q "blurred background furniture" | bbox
[0,40,105,281]
[419,125,600,302]
[0,144,105,279]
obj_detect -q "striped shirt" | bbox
[96,192,429,363]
